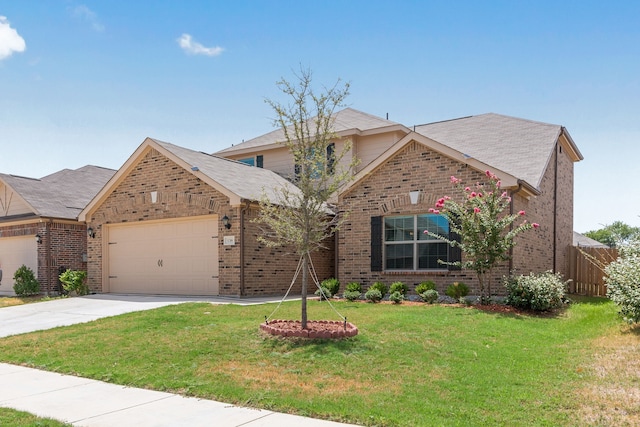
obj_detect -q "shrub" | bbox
[415,281,436,295]
[345,282,362,293]
[389,291,404,304]
[321,278,340,296]
[343,282,362,301]
[59,269,89,296]
[605,241,640,323]
[314,286,332,300]
[13,265,40,296]
[343,290,361,301]
[389,281,408,296]
[420,289,439,304]
[365,288,382,303]
[446,282,470,300]
[504,271,566,311]
[370,281,388,297]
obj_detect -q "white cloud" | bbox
[0,16,26,61]
[71,5,105,32]
[177,34,224,57]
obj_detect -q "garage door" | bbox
[0,235,38,294]
[106,216,219,295]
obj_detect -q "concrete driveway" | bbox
[0,293,297,338]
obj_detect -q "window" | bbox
[239,157,255,167]
[383,214,450,270]
[238,155,263,168]
[294,143,335,180]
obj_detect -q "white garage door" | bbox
[106,216,219,295]
[0,235,38,294]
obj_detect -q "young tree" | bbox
[426,171,538,303]
[255,68,357,329]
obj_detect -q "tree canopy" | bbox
[584,221,640,248]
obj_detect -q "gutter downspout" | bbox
[553,144,559,273]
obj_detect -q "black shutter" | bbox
[326,143,335,175]
[256,155,264,168]
[448,227,462,270]
[371,216,383,271]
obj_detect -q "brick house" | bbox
[78,138,333,296]
[0,166,115,294]
[220,109,583,296]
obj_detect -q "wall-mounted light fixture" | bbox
[87,227,96,239]
[35,234,42,244]
[222,215,231,229]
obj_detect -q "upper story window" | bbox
[238,155,263,168]
[384,214,450,270]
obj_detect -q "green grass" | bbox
[0,408,71,426]
[0,297,627,426]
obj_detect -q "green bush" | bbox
[365,288,382,303]
[345,282,362,293]
[389,281,408,296]
[370,281,388,297]
[605,241,640,323]
[415,281,436,295]
[13,265,40,296]
[321,278,340,296]
[389,291,404,304]
[420,289,439,304]
[446,282,470,300]
[343,290,361,301]
[504,271,566,312]
[59,269,89,296]
[314,286,332,300]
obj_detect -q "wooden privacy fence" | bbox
[567,246,618,296]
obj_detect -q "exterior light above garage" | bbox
[222,215,231,229]
[35,234,42,244]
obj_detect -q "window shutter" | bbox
[448,227,462,270]
[371,216,383,272]
[326,143,335,175]
[256,155,264,168]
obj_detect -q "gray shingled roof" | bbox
[152,139,301,203]
[414,113,563,189]
[215,107,398,154]
[0,165,116,219]
[573,231,609,248]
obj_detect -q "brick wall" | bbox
[337,140,548,296]
[242,207,334,296]
[511,143,574,278]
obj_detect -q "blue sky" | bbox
[1,1,639,233]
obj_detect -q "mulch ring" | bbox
[260,319,358,339]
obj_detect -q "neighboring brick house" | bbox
[220,109,583,296]
[78,138,333,296]
[0,166,115,294]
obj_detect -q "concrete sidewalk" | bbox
[0,294,360,426]
[0,363,357,426]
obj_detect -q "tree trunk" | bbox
[301,253,308,329]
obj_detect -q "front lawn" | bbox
[0,298,635,426]
[0,407,71,426]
